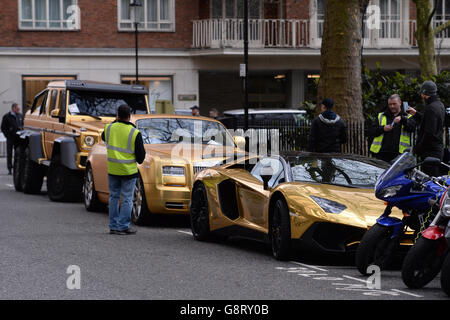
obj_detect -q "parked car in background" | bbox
[219,108,309,129]
[14,80,150,201]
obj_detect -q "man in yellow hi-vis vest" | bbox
[101,105,146,235]
[369,94,416,163]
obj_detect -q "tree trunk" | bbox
[414,0,438,78]
[317,0,368,123]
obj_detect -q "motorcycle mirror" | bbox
[422,157,441,166]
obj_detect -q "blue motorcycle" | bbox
[355,151,450,275]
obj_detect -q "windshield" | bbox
[288,155,387,188]
[375,152,416,187]
[68,90,148,117]
[136,118,236,146]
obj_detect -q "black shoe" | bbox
[8,170,12,175]
[109,229,119,234]
[117,227,137,235]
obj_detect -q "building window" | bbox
[211,0,262,19]
[435,0,450,38]
[379,0,401,39]
[121,76,173,113]
[22,75,76,112]
[19,0,79,30]
[118,0,175,31]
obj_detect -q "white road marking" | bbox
[343,275,370,284]
[391,289,424,298]
[289,261,329,272]
[177,230,192,235]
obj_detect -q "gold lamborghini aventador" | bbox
[190,152,404,260]
[83,114,245,224]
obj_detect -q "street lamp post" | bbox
[130,0,143,84]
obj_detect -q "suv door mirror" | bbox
[51,109,60,117]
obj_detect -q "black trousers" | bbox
[6,139,14,171]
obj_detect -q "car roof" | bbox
[223,108,307,115]
[47,80,148,94]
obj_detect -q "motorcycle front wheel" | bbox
[355,224,399,275]
[401,236,444,289]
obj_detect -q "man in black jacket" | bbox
[369,94,416,163]
[1,103,24,174]
[308,98,347,153]
[411,80,445,177]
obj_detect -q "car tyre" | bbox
[47,155,82,202]
[131,175,151,225]
[21,146,44,194]
[401,236,444,289]
[190,182,211,241]
[83,164,105,212]
[355,224,398,275]
[271,198,291,261]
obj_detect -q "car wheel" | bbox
[355,224,398,275]
[47,155,82,202]
[13,145,25,192]
[441,252,450,297]
[21,146,44,194]
[190,182,211,241]
[83,164,105,212]
[401,237,444,289]
[131,176,150,225]
[271,198,291,261]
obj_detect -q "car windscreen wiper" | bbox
[75,112,102,120]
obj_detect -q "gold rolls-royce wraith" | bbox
[83,114,245,224]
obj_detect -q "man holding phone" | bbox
[369,94,416,163]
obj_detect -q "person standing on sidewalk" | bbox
[101,104,146,235]
[410,80,445,177]
[1,103,24,175]
[308,98,347,153]
[369,94,416,163]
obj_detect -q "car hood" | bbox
[68,119,113,133]
[278,182,402,229]
[144,143,244,164]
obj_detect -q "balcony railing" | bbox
[192,19,310,49]
[192,19,450,49]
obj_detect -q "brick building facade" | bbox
[0,0,449,116]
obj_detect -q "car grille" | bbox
[194,166,211,174]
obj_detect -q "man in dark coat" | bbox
[1,103,24,174]
[308,98,347,153]
[411,80,445,177]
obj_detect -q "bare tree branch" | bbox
[434,20,450,35]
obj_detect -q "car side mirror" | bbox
[233,136,246,150]
[260,165,274,190]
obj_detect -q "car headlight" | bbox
[378,185,402,198]
[84,135,96,147]
[310,196,347,214]
[162,166,185,176]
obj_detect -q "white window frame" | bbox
[433,0,450,46]
[117,0,176,32]
[310,0,409,48]
[18,0,80,31]
[209,0,263,19]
